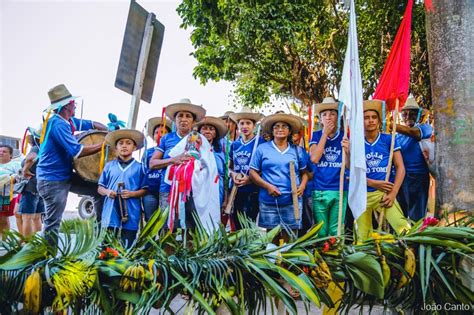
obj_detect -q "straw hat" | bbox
[363,100,384,119]
[219,111,234,120]
[146,117,172,139]
[261,113,303,135]
[105,129,145,150]
[45,84,79,112]
[195,116,229,140]
[402,98,420,111]
[165,98,206,122]
[229,106,264,123]
[314,97,339,117]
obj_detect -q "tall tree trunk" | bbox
[426,1,474,214]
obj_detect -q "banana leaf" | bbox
[342,252,384,299]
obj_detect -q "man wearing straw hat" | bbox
[309,97,348,237]
[142,116,171,222]
[227,107,264,229]
[36,84,104,246]
[395,97,433,221]
[355,100,410,241]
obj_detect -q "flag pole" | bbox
[377,98,399,230]
[337,107,348,236]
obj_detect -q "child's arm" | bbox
[120,188,147,199]
[98,185,117,198]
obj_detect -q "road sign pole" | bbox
[127,12,155,129]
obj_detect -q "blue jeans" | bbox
[397,172,430,221]
[38,173,103,246]
[259,199,302,230]
[37,180,70,245]
[18,191,45,214]
[143,192,159,221]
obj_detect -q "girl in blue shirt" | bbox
[142,117,171,222]
[228,108,264,229]
[196,117,228,208]
[250,113,308,242]
[309,97,348,237]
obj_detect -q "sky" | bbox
[0,0,238,139]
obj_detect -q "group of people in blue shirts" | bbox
[30,83,433,248]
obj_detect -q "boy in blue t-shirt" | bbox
[309,97,348,237]
[98,129,147,247]
[355,101,410,241]
[395,98,433,221]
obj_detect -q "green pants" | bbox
[312,190,348,237]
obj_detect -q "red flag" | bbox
[373,0,413,111]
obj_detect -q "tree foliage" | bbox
[177,0,430,109]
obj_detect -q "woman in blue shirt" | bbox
[149,99,206,229]
[227,108,264,229]
[196,116,228,208]
[250,113,309,241]
[142,116,171,222]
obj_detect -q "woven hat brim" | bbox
[195,116,228,140]
[105,129,145,150]
[402,104,420,111]
[45,96,78,112]
[165,103,206,122]
[147,117,172,139]
[262,114,303,135]
[363,100,384,119]
[229,112,264,123]
[314,103,339,116]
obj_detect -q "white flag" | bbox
[338,0,367,220]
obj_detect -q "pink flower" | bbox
[419,216,439,231]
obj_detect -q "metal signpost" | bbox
[115,0,165,129]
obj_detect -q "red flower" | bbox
[105,247,112,253]
[98,252,105,260]
[302,266,309,274]
[322,242,330,253]
[419,216,440,231]
[329,237,336,245]
[112,249,119,257]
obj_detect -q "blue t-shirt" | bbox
[250,141,307,206]
[157,132,183,193]
[37,115,84,181]
[213,149,226,206]
[70,117,93,131]
[144,147,162,194]
[98,159,147,231]
[365,133,401,192]
[309,130,348,191]
[229,136,264,193]
[396,123,433,173]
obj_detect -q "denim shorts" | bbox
[258,200,302,230]
[19,191,45,214]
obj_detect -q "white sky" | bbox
[0,0,240,139]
